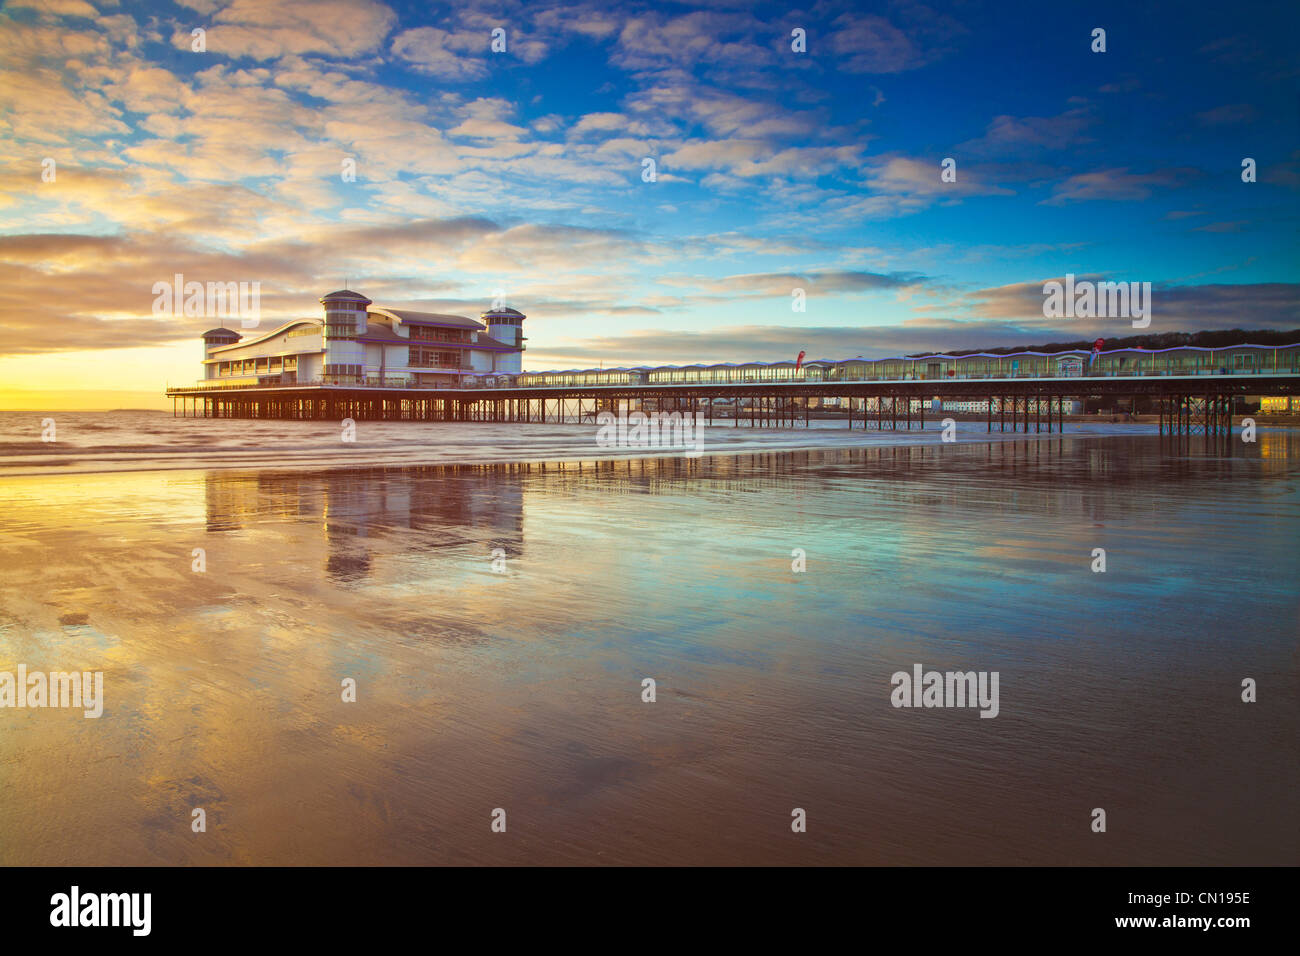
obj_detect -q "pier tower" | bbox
[201,327,241,379]
[319,289,372,383]
[481,306,526,375]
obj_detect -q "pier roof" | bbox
[209,320,320,354]
[370,307,485,330]
[355,325,408,344]
[320,289,372,303]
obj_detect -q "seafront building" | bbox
[202,290,526,389]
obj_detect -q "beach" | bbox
[1,414,1297,865]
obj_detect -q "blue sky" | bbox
[0,0,1296,399]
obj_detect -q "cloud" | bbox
[798,156,1013,220]
[653,269,927,298]
[829,14,925,73]
[1261,149,1300,190]
[1199,34,1264,66]
[6,0,100,17]
[1194,103,1257,126]
[612,10,774,74]
[1098,74,1140,94]
[186,0,397,61]
[959,107,1096,154]
[568,111,663,139]
[864,156,1010,198]
[102,66,188,113]
[1042,167,1197,204]
[829,4,964,74]
[391,26,489,81]
[1193,221,1247,233]
[959,277,1299,333]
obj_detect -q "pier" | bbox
[167,372,1299,438]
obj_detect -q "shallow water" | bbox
[1,408,1155,476]
[0,423,1296,865]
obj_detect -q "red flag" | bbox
[795,350,806,370]
[1089,338,1104,367]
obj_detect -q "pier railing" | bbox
[169,364,1297,395]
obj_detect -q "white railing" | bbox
[169,365,1296,393]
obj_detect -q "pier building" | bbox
[201,290,526,389]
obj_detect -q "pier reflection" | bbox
[198,429,1300,539]
[204,465,528,582]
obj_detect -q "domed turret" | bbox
[320,289,372,338]
[200,327,241,380]
[481,305,525,375]
[319,289,372,305]
[318,289,370,383]
[202,326,241,356]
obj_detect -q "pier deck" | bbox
[167,373,1300,437]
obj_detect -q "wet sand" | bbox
[0,429,1297,865]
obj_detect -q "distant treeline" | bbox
[915,329,1300,357]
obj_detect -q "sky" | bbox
[0,0,1297,409]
